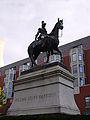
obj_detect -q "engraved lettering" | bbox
[15,93,56,103]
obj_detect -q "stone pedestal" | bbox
[7,62,80,115]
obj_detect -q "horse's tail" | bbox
[28,46,30,58]
[28,44,32,59]
[28,40,37,58]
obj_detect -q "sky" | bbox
[0,0,90,66]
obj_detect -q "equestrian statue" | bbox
[28,18,64,67]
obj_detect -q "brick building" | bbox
[60,36,90,115]
[0,36,90,115]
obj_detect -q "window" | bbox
[80,78,85,86]
[79,65,83,73]
[8,82,13,88]
[7,82,13,98]
[19,63,30,76]
[85,97,90,107]
[27,62,30,67]
[72,48,76,53]
[73,78,78,87]
[51,55,54,61]
[78,53,82,61]
[72,53,77,62]
[3,87,7,96]
[7,88,12,98]
[4,68,15,99]
[72,65,77,74]
[56,55,60,62]
[9,73,13,81]
[44,57,47,62]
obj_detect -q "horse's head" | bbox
[57,18,63,30]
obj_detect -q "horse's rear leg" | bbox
[28,54,35,67]
[31,55,37,67]
[30,51,40,67]
[28,49,37,67]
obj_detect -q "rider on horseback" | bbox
[35,21,47,47]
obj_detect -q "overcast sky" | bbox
[0,0,90,66]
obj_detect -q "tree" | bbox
[0,87,7,108]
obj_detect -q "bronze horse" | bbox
[28,19,64,67]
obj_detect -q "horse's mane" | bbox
[49,22,58,36]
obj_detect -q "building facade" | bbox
[0,36,90,115]
[60,36,90,115]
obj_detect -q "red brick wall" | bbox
[0,75,4,89]
[16,66,19,80]
[84,49,90,84]
[74,85,90,114]
[63,56,71,72]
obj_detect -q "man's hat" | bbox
[42,21,46,25]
